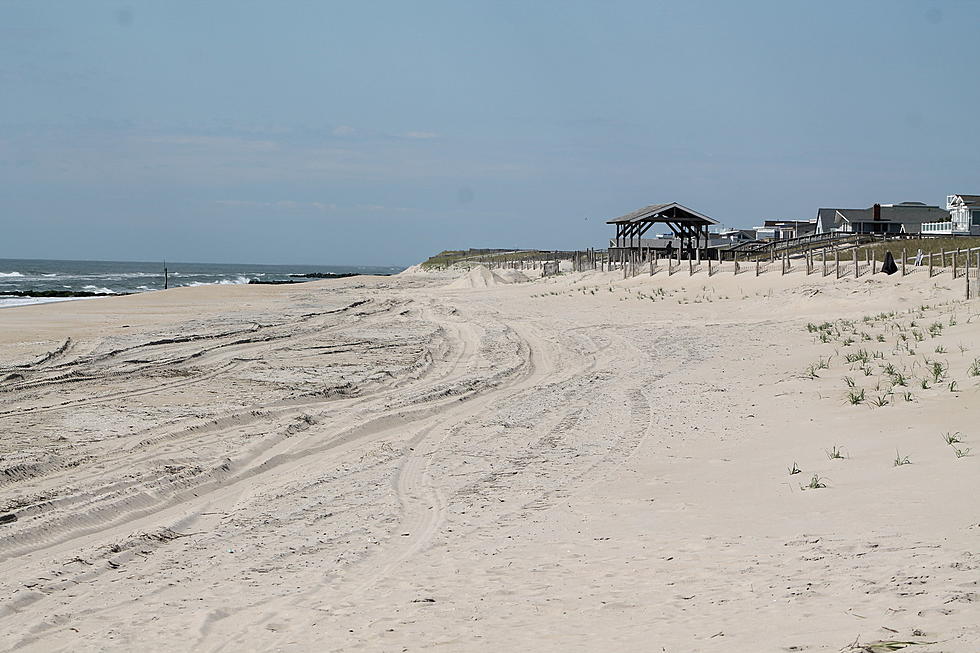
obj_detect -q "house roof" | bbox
[953,194,980,207]
[816,208,837,225]
[606,202,718,225]
[834,204,947,227]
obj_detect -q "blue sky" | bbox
[2,1,978,266]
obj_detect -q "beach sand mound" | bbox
[397,264,424,276]
[447,265,499,289]
[493,269,529,284]
[447,265,530,289]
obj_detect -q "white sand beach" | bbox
[1,266,978,652]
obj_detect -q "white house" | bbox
[753,219,816,240]
[921,195,980,236]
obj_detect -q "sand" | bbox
[0,265,978,652]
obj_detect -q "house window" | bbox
[972,210,980,226]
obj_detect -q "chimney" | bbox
[873,203,881,221]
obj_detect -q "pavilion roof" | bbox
[606,202,718,225]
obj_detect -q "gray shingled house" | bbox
[814,202,949,235]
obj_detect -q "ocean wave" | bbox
[0,296,90,309]
[0,271,24,277]
[81,285,118,294]
[182,276,251,287]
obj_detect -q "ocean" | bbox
[0,258,404,308]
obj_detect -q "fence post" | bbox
[853,249,858,279]
[967,250,971,300]
[689,257,694,276]
[902,248,906,276]
[835,251,840,279]
[822,249,827,277]
[756,259,760,277]
[929,252,933,278]
[954,249,959,279]
[734,252,739,276]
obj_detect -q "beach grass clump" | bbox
[847,389,866,405]
[890,371,909,387]
[801,474,827,490]
[954,447,971,458]
[893,451,911,467]
[942,431,962,445]
[826,445,845,460]
[870,393,890,407]
[969,358,980,377]
[844,350,871,365]
[788,462,801,475]
[843,376,855,388]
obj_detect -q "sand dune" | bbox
[445,264,529,289]
[0,268,977,651]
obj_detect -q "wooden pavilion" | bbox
[607,202,718,260]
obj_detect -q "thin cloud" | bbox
[145,134,280,152]
[403,131,438,140]
[215,200,337,211]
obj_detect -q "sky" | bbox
[1,1,979,266]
